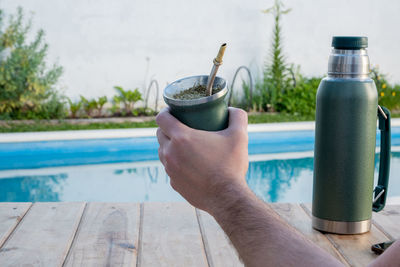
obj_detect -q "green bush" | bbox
[97,96,107,116]
[79,96,97,118]
[67,98,81,118]
[231,80,265,112]
[112,86,142,116]
[236,74,321,117]
[76,96,108,118]
[371,67,400,112]
[277,76,322,116]
[132,107,157,116]
[33,93,66,119]
[0,7,65,119]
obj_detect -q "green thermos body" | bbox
[312,37,391,234]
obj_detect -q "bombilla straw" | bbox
[206,43,227,96]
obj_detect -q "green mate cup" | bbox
[163,75,229,131]
[312,36,391,234]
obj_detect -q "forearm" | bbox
[209,184,343,267]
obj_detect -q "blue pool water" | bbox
[1,127,400,170]
[0,131,319,170]
[0,127,399,202]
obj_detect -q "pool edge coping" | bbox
[1,118,400,143]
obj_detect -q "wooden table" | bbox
[0,202,398,266]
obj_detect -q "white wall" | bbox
[1,0,399,107]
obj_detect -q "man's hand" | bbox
[156,107,346,266]
[156,107,249,214]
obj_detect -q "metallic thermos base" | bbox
[312,216,371,234]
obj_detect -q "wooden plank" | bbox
[140,202,208,267]
[64,202,140,266]
[270,203,349,265]
[196,209,243,267]
[0,203,31,248]
[0,202,85,266]
[302,203,388,267]
[372,205,400,240]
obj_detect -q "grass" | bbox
[0,112,399,133]
[0,121,158,133]
[248,113,315,123]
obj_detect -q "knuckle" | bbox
[155,110,167,125]
[156,128,162,141]
[163,151,181,173]
[163,151,172,164]
[172,132,189,145]
[155,113,162,124]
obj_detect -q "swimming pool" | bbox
[0,125,399,202]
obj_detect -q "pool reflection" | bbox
[0,173,67,201]
[0,152,399,202]
[247,157,314,202]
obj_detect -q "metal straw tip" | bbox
[216,43,227,64]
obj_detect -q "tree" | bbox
[0,7,64,119]
[262,0,292,111]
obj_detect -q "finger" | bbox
[158,147,166,165]
[156,108,191,138]
[157,128,169,166]
[226,107,248,133]
[156,127,170,146]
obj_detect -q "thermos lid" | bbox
[332,36,368,50]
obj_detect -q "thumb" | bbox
[226,107,248,133]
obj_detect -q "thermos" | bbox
[312,36,391,234]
